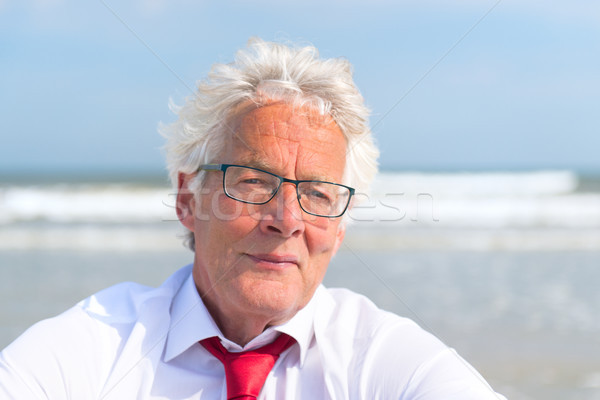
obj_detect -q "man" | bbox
[0,38,506,399]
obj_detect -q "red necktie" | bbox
[200,333,295,400]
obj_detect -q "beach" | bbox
[1,170,599,399]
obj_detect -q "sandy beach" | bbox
[2,172,599,399]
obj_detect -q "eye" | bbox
[309,190,329,199]
[305,188,334,204]
[239,177,267,185]
[233,170,269,185]
[229,169,278,193]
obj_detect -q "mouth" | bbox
[246,253,299,269]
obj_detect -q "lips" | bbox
[246,253,299,267]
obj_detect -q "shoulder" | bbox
[0,265,192,399]
[317,287,440,347]
[13,264,192,351]
[313,287,505,399]
[2,278,164,362]
[78,263,191,324]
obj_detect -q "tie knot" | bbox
[201,334,295,400]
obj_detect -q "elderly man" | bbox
[0,39,505,399]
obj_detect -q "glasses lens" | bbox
[224,166,280,204]
[297,182,351,217]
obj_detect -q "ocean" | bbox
[1,170,599,399]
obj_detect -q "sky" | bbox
[1,0,599,178]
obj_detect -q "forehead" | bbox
[223,103,347,180]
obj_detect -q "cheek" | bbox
[198,191,249,222]
[305,221,340,255]
[194,203,258,264]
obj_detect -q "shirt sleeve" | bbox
[319,288,506,399]
[354,317,506,400]
[0,307,110,400]
[0,319,68,400]
[0,348,47,400]
[400,347,507,400]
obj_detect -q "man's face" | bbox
[180,102,347,331]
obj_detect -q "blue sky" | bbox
[1,0,599,177]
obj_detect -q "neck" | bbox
[207,301,290,346]
[191,261,302,347]
[217,318,271,347]
[197,287,292,347]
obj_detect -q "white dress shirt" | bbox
[0,264,506,399]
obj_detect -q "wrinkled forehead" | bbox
[223,101,345,151]
[228,100,339,134]
[220,102,347,180]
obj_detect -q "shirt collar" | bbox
[164,271,320,367]
[272,286,319,367]
[164,273,222,362]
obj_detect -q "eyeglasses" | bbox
[197,164,354,218]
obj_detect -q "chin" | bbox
[239,279,307,320]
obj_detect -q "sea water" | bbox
[1,170,599,399]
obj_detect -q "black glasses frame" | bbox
[198,163,355,218]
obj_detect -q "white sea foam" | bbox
[370,170,578,197]
[1,171,598,232]
[353,170,600,229]
[0,184,178,224]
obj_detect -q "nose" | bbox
[258,183,305,238]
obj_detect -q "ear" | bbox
[332,223,346,255]
[176,172,196,232]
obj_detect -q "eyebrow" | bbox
[235,157,335,183]
[238,157,272,171]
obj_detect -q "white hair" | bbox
[161,37,379,249]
